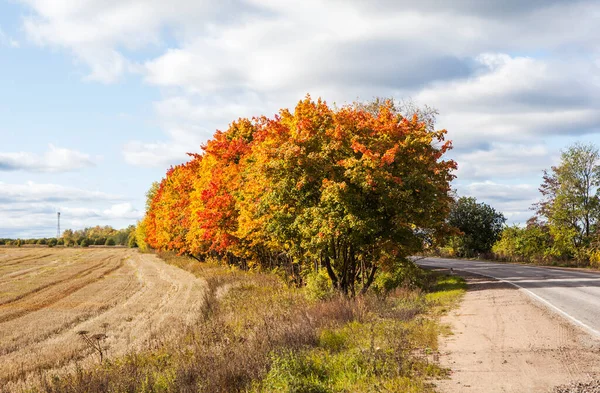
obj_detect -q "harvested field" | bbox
[0,247,206,390]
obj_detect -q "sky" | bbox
[1,0,600,238]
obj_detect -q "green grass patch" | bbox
[425,275,467,313]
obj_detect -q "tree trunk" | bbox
[360,265,378,295]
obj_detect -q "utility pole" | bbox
[57,212,61,239]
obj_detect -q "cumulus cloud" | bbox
[123,126,211,167]
[15,0,600,224]
[0,144,96,172]
[454,143,559,180]
[417,54,600,147]
[102,203,143,219]
[0,182,142,238]
[0,181,121,204]
[19,0,258,82]
[461,181,540,223]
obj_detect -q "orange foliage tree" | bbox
[143,97,456,294]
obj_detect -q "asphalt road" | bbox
[417,257,600,337]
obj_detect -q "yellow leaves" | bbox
[143,95,457,289]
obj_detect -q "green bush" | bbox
[135,221,150,252]
[371,260,426,297]
[80,238,91,247]
[128,232,138,248]
[105,238,116,246]
[259,351,332,393]
[318,329,348,352]
[492,224,553,263]
[304,270,333,301]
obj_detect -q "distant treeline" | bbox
[1,225,137,248]
[439,143,600,269]
[491,143,600,267]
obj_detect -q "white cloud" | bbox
[417,54,600,146]
[0,144,96,172]
[15,0,600,225]
[0,181,121,203]
[0,182,141,238]
[102,203,142,219]
[122,126,211,167]
[461,181,540,223]
[454,143,559,180]
[19,0,254,82]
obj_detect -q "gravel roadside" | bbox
[432,269,600,393]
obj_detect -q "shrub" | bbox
[305,270,333,301]
[318,329,349,352]
[492,224,553,263]
[105,238,116,246]
[371,260,426,297]
[80,238,91,248]
[128,233,137,248]
[135,221,150,252]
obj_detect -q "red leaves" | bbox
[381,144,399,166]
[143,96,457,269]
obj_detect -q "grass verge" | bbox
[23,253,466,393]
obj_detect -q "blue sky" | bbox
[1,0,600,238]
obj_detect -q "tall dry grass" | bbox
[17,252,464,393]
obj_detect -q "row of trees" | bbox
[140,97,457,294]
[0,237,63,247]
[493,143,600,266]
[0,225,137,248]
[61,225,137,247]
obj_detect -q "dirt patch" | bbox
[435,271,600,393]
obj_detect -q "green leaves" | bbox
[447,197,506,256]
[143,96,456,294]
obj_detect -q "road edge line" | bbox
[462,269,600,338]
[421,261,600,338]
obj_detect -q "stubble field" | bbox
[0,247,206,390]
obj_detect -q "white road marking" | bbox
[422,260,600,338]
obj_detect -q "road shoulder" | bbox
[434,271,600,393]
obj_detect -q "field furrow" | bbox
[0,248,206,389]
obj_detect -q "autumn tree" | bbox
[534,143,600,258]
[143,96,457,295]
[237,97,456,294]
[144,155,201,256]
[187,119,257,261]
